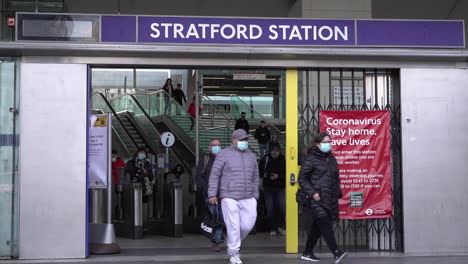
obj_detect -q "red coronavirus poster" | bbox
[319,110,392,219]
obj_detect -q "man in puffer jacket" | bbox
[208,129,259,264]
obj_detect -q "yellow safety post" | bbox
[285,68,299,253]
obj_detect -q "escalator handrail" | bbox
[147,90,208,130]
[108,94,195,175]
[109,93,196,157]
[127,94,197,156]
[92,92,140,151]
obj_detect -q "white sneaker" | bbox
[269,230,277,236]
[229,253,242,264]
[278,228,286,236]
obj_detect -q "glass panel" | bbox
[0,60,19,258]
[92,68,134,98]
[135,69,170,93]
[91,93,139,157]
[17,13,99,41]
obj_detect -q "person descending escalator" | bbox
[173,83,187,115]
[162,78,174,114]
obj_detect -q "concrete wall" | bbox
[64,0,294,17]
[301,0,371,19]
[19,63,87,259]
[401,68,468,253]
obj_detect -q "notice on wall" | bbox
[333,86,364,106]
[88,114,110,189]
[320,110,392,219]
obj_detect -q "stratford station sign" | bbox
[16,13,465,48]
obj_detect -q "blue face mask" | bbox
[211,145,221,155]
[138,153,146,160]
[320,143,332,153]
[237,141,249,151]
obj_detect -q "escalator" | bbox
[118,113,148,151]
[91,93,141,158]
[92,92,199,233]
[108,93,195,172]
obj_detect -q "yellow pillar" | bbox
[285,68,299,253]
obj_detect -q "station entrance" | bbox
[88,66,289,254]
[88,66,402,255]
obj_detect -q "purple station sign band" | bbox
[17,13,465,48]
[102,16,465,47]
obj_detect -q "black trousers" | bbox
[305,216,338,253]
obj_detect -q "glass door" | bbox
[0,60,19,258]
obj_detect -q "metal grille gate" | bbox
[297,69,403,251]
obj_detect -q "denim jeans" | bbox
[263,186,285,231]
[212,227,224,244]
[259,144,267,157]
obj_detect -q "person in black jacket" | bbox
[268,134,280,152]
[259,145,286,236]
[254,120,271,157]
[124,148,154,203]
[173,83,187,105]
[234,112,249,133]
[162,78,174,114]
[298,132,348,263]
[195,138,224,251]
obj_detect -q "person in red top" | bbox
[187,96,201,130]
[111,150,126,184]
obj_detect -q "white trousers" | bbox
[221,197,257,256]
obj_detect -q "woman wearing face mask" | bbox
[298,132,347,263]
[124,148,154,203]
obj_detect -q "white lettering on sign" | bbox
[149,23,349,41]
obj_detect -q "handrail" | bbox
[201,94,236,127]
[110,93,196,156]
[147,90,208,130]
[202,94,261,156]
[92,92,140,151]
[109,93,196,176]
[231,95,284,134]
[205,125,228,130]
[112,126,131,155]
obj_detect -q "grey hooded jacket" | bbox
[208,145,260,200]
